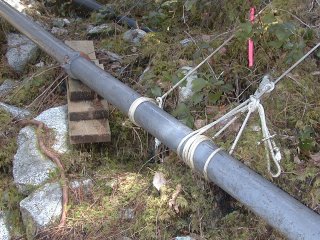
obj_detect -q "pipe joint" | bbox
[61,51,81,79]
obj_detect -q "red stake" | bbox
[248,7,255,67]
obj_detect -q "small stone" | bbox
[6,33,39,73]
[194,119,206,129]
[180,38,192,46]
[87,24,113,36]
[63,18,71,25]
[0,102,30,120]
[0,211,10,240]
[52,18,65,28]
[70,179,94,196]
[152,172,166,191]
[123,29,147,44]
[251,125,261,132]
[175,237,195,240]
[0,79,19,98]
[35,61,45,68]
[13,105,69,194]
[121,208,135,220]
[131,47,138,53]
[201,34,211,42]
[51,27,68,36]
[178,66,198,103]
[20,182,62,238]
[99,50,122,63]
[118,237,132,240]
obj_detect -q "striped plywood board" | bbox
[65,40,111,144]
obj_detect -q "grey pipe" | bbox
[1,1,320,239]
[72,0,101,11]
[72,0,154,33]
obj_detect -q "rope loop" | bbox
[128,97,156,126]
[203,148,223,180]
[178,133,210,170]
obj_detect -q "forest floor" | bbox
[0,0,319,239]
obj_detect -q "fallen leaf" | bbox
[153,172,166,191]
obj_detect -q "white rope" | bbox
[177,75,282,178]
[274,42,320,84]
[156,34,235,109]
[128,97,156,126]
[203,148,223,180]
[178,134,209,169]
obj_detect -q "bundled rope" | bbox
[176,42,320,178]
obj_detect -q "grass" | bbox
[0,0,319,239]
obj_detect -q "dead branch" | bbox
[168,184,182,213]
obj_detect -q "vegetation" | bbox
[0,0,319,239]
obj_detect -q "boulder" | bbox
[20,182,62,239]
[0,79,19,98]
[0,102,30,120]
[13,105,68,194]
[0,211,10,240]
[123,29,147,44]
[6,33,39,73]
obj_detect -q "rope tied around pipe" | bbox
[128,97,156,126]
[177,75,282,178]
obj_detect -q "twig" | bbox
[168,184,182,213]
[18,119,68,228]
[277,8,320,28]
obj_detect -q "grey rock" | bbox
[175,237,195,240]
[0,79,19,98]
[87,24,113,36]
[35,61,45,68]
[99,50,122,63]
[0,211,10,240]
[0,102,30,120]
[70,179,94,195]
[123,29,147,44]
[4,0,26,12]
[35,105,68,154]
[13,105,69,194]
[20,182,62,238]
[180,38,192,46]
[51,27,68,36]
[6,33,39,73]
[121,208,135,220]
[178,66,198,103]
[52,18,65,28]
[63,18,71,25]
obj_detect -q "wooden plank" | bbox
[68,99,109,121]
[68,79,95,101]
[65,40,111,144]
[65,40,97,60]
[69,119,111,144]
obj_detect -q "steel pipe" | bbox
[72,0,101,11]
[72,0,153,33]
[1,1,320,239]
